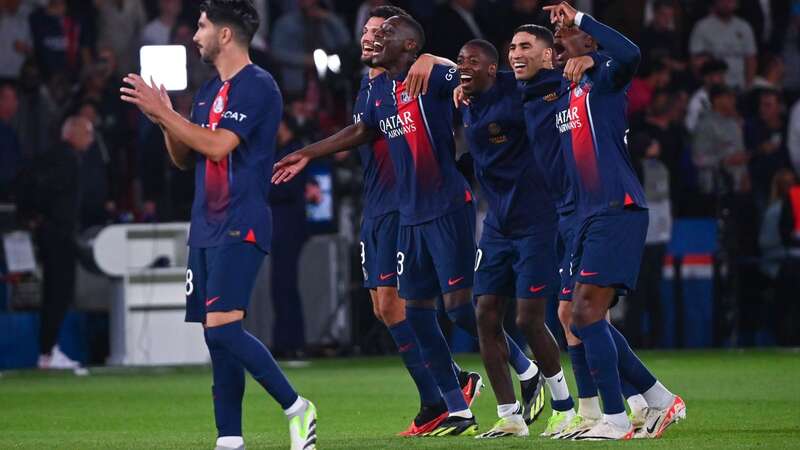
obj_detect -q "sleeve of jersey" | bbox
[578,14,641,91]
[216,78,278,144]
[429,64,460,99]
[360,87,378,129]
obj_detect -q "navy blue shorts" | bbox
[397,204,476,300]
[185,242,266,323]
[570,208,648,292]
[360,212,400,289]
[557,211,579,301]
[474,223,558,299]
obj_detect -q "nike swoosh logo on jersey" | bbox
[448,276,465,286]
[580,270,599,277]
[205,296,220,307]
[529,285,547,293]
[379,272,396,281]
[198,102,206,106]
[557,376,563,383]
[398,343,414,352]
[561,288,572,295]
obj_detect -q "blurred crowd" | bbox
[1,0,800,347]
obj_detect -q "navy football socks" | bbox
[205,321,299,410]
[568,343,598,399]
[573,320,626,415]
[608,323,658,393]
[205,329,245,437]
[445,302,532,376]
[388,320,443,407]
[405,306,468,412]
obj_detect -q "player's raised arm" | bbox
[546,1,640,88]
[271,121,376,184]
[121,73,240,163]
[405,53,456,98]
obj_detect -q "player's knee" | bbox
[375,288,404,325]
[557,301,572,328]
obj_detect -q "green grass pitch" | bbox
[1,350,799,449]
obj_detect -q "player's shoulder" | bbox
[234,64,280,97]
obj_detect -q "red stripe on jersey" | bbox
[569,87,600,192]
[205,81,232,219]
[394,83,441,190]
[373,137,395,188]
[790,186,800,236]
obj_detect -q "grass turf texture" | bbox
[1,350,798,449]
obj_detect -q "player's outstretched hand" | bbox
[563,55,595,83]
[543,1,578,28]
[405,53,437,98]
[121,74,169,123]
[452,85,470,108]
[272,152,310,184]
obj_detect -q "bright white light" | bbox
[140,45,187,91]
[313,49,328,79]
[327,54,341,74]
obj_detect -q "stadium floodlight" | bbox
[140,45,188,91]
[327,54,341,74]
[314,48,328,79]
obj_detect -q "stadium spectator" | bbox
[638,0,686,71]
[16,115,94,370]
[28,0,92,81]
[485,0,550,50]
[750,53,785,92]
[0,0,33,81]
[269,118,309,358]
[685,58,727,132]
[759,168,796,281]
[780,5,800,95]
[270,0,350,96]
[0,83,21,201]
[140,0,182,46]
[689,0,757,90]
[634,89,686,212]
[94,0,147,75]
[692,85,750,200]
[427,0,485,61]
[625,131,671,348]
[13,60,61,159]
[738,0,791,52]
[627,59,671,118]
[746,89,791,209]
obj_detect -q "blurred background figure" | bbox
[16,115,95,370]
[625,132,671,348]
[140,0,182,47]
[268,117,311,358]
[93,0,147,75]
[0,0,33,82]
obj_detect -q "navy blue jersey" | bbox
[461,71,555,236]
[554,14,646,219]
[353,74,397,218]
[188,64,281,252]
[361,64,472,225]
[520,68,574,214]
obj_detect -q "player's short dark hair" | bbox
[463,39,499,64]
[200,0,260,46]
[708,84,734,102]
[390,14,426,54]
[369,5,409,20]
[513,24,554,48]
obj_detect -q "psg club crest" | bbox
[573,86,584,98]
[213,96,225,113]
[400,91,412,104]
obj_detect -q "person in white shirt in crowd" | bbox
[685,58,727,132]
[689,0,757,90]
[140,0,182,47]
